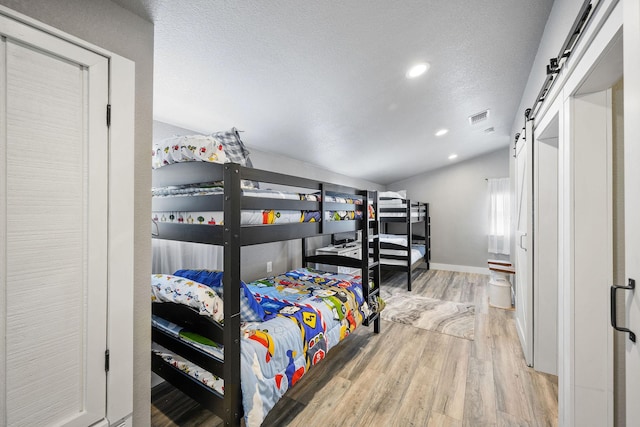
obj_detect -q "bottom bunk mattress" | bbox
[151,268,370,427]
[380,245,426,266]
[377,234,426,267]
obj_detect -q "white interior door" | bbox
[533,114,559,376]
[624,95,640,427]
[569,89,614,427]
[0,14,109,427]
[624,0,640,423]
[515,124,533,366]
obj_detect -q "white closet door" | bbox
[514,126,533,366]
[0,14,108,427]
[624,0,640,423]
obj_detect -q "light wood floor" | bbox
[151,269,558,427]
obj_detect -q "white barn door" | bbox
[0,14,109,427]
[624,0,640,424]
[514,123,533,366]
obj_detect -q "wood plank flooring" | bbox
[151,269,558,427]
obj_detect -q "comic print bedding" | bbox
[152,184,364,205]
[152,186,371,226]
[151,268,368,427]
[152,129,255,171]
[153,210,323,226]
[152,135,227,169]
[151,209,366,226]
[151,273,225,323]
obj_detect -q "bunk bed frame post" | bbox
[424,203,430,269]
[301,237,308,266]
[222,163,243,426]
[406,199,413,292]
[369,191,381,333]
[319,183,326,235]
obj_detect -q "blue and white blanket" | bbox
[151,268,367,427]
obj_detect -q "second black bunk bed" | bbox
[150,161,381,427]
[377,191,430,291]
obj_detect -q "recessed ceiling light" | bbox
[448,154,458,160]
[435,129,448,137]
[406,62,430,79]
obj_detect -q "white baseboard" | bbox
[430,263,490,275]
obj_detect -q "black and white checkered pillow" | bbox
[211,127,258,188]
[210,128,251,167]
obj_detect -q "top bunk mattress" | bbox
[152,184,364,205]
[376,191,426,219]
[152,184,375,226]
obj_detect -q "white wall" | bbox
[387,147,510,270]
[0,1,155,425]
[153,120,385,281]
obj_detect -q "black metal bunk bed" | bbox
[378,198,430,291]
[150,161,380,426]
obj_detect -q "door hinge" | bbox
[105,349,110,372]
[106,104,111,127]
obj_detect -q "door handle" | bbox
[610,278,636,343]
[519,233,527,250]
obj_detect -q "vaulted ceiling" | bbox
[115,0,554,184]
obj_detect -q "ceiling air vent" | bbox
[484,127,495,134]
[468,109,490,125]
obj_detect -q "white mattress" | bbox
[370,248,424,267]
[381,249,424,266]
[379,190,407,199]
[378,199,406,206]
[379,211,421,218]
[379,233,408,247]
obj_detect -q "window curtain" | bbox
[488,177,511,255]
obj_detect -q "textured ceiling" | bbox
[114,0,553,184]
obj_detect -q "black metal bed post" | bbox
[370,190,381,333]
[425,203,430,269]
[223,163,242,426]
[301,237,308,267]
[319,183,325,235]
[360,189,371,332]
[406,199,413,292]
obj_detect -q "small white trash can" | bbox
[488,260,514,309]
[489,276,512,308]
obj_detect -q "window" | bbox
[488,177,511,255]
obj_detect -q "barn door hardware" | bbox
[547,57,560,75]
[527,0,598,121]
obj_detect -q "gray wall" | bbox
[154,121,385,281]
[0,1,155,425]
[387,148,510,269]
